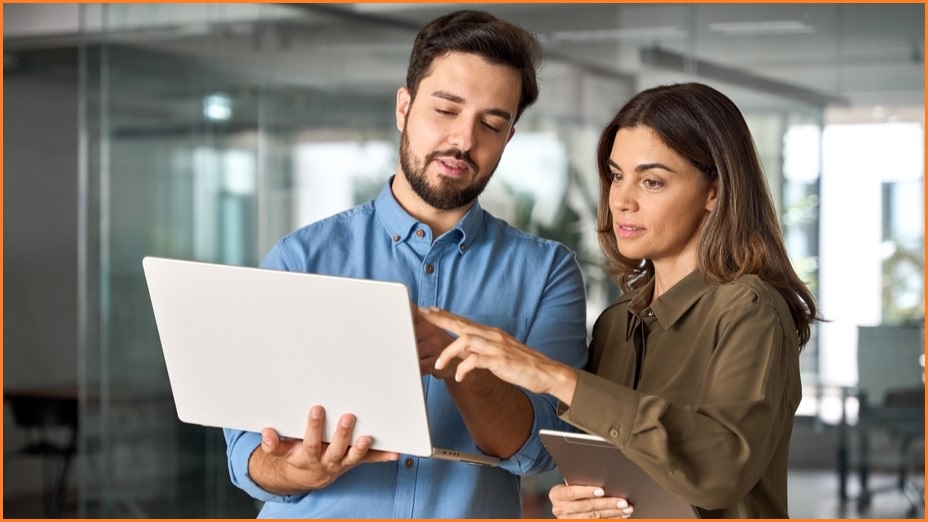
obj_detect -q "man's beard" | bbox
[399,130,494,211]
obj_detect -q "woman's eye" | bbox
[610,172,622,183]
[644,179,663,189]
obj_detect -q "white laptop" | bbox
[540,429,697,518]
[142,256,499,467]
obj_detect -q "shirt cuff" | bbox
[497,390,574,475]
[224,428,307,504]
[557,370,638,446]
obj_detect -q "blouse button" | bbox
[609,428,620,439]
[459,243,467,252]
[425,264,435,274]
[392,235,401,242]
[404,457,415,469]
[415,229,425,238]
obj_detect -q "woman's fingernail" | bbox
[593,488,605,497]
[616,499,627,508]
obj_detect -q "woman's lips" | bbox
[614,222,645,239]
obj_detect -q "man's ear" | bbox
[396,87,412,132]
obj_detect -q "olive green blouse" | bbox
[559,270,802,518]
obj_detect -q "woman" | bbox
[421,82,821,518]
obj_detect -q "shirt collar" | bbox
[626,269,714,328]
[650,269,714,328]
[374,176,484,254]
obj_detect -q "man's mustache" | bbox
[426,148,478,172]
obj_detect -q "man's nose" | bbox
[448,119,476,152]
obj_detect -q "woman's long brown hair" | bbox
[595,82,822,347]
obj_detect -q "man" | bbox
[224,10,588,518]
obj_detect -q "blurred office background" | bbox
[3,3,924,518]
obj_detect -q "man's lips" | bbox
[426,148,477,177]
[433,156,474,177]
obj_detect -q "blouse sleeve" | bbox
[560,293,802,510]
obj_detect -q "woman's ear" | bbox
[705,180,719,212]
[395,87,412,132]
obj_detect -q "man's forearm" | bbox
[248,446,307,496]
[446,369,533,458]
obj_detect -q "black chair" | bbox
[853,325,925,517]
[855,387,924,517]
[4,390,79,517]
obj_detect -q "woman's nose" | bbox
[610,182,636,212]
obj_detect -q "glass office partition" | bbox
[75,4,409,515]
[77,5,273,516]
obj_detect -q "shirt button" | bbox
[404,457,415,469]
[392,235,400,242]
[609,428,620,439]
[415,229,425,238]
[459,243,467,252]
[425,264,435,274]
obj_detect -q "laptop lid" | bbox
[143,256,478,461]
[540,429,697,518]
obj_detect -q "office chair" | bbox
[4,390,79,517]
[854,325,925,518]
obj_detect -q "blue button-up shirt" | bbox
[224,178,588,518]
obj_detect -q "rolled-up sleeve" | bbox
[499,247,589,475]
[224,428,307,504]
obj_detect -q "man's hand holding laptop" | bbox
[250,303,476,494]
[252,405,400,493]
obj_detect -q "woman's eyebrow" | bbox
[608,158,676,173]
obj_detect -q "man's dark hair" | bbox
[406,10,542,123]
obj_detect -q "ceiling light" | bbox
[549,26,686,43]
[203,93,232,122]
[709,20,815,36]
